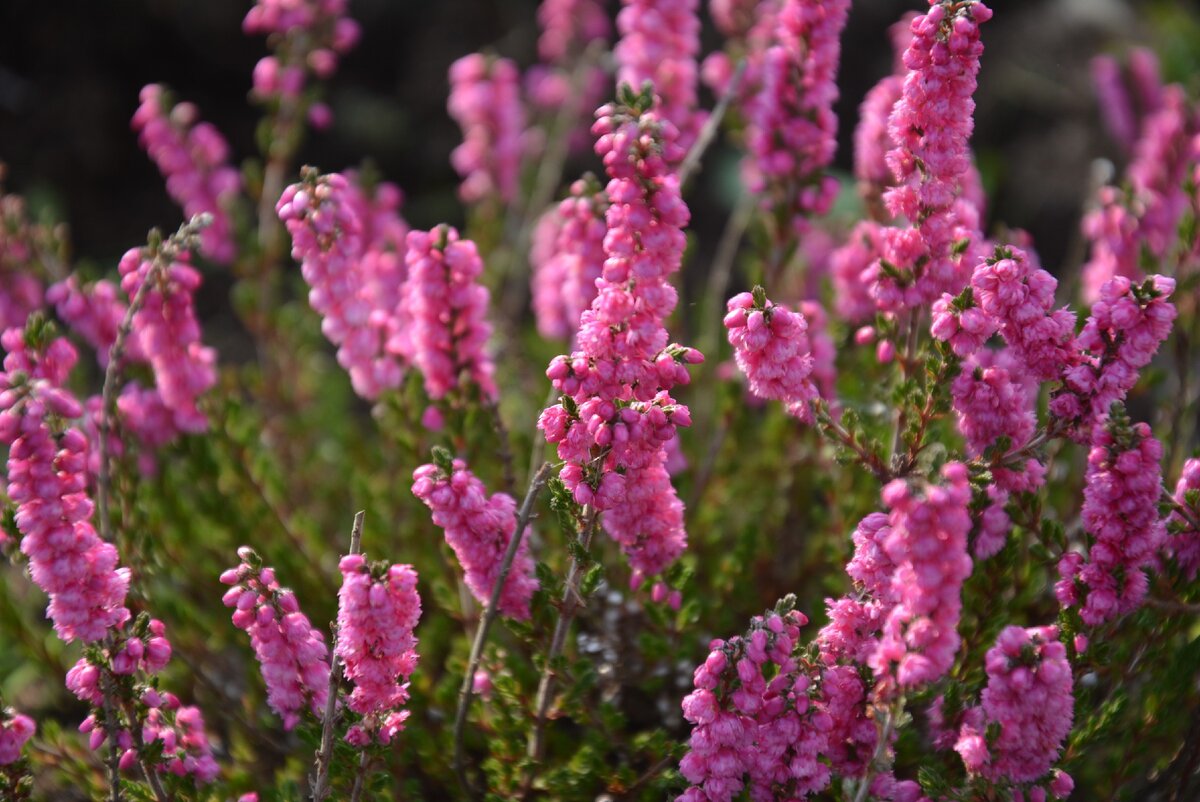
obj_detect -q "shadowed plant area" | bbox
[1,0,1199,800]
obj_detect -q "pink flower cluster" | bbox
[278,171,410,399]
[132,85,240,264]
[1169,458,1200,579]
[118,246,217,433]
[530,177,607,340]
[448,54,526,205]
[538,99,701,582]
[244,0,360,125]
[0,709,34,765]
[403,226,498,403]
[968,246,1077,382]
[831,220,886,324]
[614,0,705,155]
[954,626,1074,794]
[1057,411,1165,626]
[744,0,849,224]
[537,0,610,64]
[411,456,537,620]
[869,0,993,312]
[80,689,218,784]
[47,277,141,367]
[677,609,833,801]
[871,462,973,691]
[1051,275,1176,440]
[723,289,819,422]
[1091,48,1166,154]
[335,555,422,745]
[1082,81,1196,301]
[0,184,48,333]
[220,548,330,730]
[0,330,131,641]
[853,14,916,218]
[951,349,1036,458]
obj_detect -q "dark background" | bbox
[0,0,1191,279]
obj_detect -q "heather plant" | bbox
[0,1,1199,800]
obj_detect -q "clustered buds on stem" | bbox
[0,708,34,766]
[448,54,526,205]
[724,287,820,422]
[335,554,422,745]
[412,452,538,620]
[221,548,330,730]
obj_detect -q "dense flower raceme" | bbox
[118,245,218,433]
[964,245,1078,383]
[1050,274,1176,441]
[677,608,834,801]
[1081,84,1197,301]
[1057,409,1165,627]
[335,555,422,745]
[46,277,143,367]
[954,626,1074,792]
[278,169,409,399]
[1090,48,1167,156]
[0,708,34,765]
[1169,458,1200,580]
[868,0,993,313]
[723,288,819,422]
[872,462,973,691]
[536,0,609,63]
[0,178,52,333]
[744,0,850,227]
[0,329,131,639]
[244,0,360,122]
[530,176,608,340]
[220,548,330,730]
[448,54,526,205]
[131,85,240,264]
[411,455,537,620]
[853,13,916,218]
[614,0,705,156]
[538,97,700,582]
[403,225,498,403]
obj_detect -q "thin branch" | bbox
[522,506,601,797]
[1146,597,1200,615]
[100,666,123,802]
[311,510,365,802]
[678,58,747,188]
[453,462,553,799]
[349,750,370,802]
[120,700,170,802]
[1164,488,1200,532]
[853,699,901,802]
[487,401,518,498]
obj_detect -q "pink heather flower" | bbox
[537,0,610,63]
[871,462,973,691]
[221,548,330,730]
[930,290,995,359]
[955,626,1073,785]
[118,246,217,433]
[678,609,836,801]
[798,300,836,403]
[951,349,1036,458]
[336,555,422,744]
[1082,85,1197,301]
[1169,458,1200,579]
[614,0,705,155]
[830,221,886,324]
[448,54,525,205]
[724,289,819,422]
[970,246,1077,383]
[132,85,240,264]
[403,226,497,403]
[869,0,993,312]
[47,277,144,367]
[853,13,915,218]
[530,177,608,340]
[1091,55,1137,152]
[538,100,700,582]
[244,0,359,108]
[141,701,220,783]
[411,457,537,620]
[1057,410,1165,626]
[0,330,131,642]
[0,709,34,765]
[744,0,850,227]
[278,170,409,399]
[1050,275,1176,441]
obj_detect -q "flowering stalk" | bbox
[448,54,526,206]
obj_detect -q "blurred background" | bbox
[1,0,1199,283]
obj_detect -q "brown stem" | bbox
[349,750,370,802]
[678,58,747,189]
[311,511,365,802]
[453,463,553,799]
